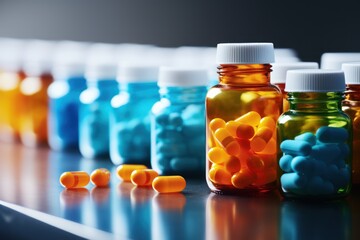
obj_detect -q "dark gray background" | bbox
[0,0,359,62]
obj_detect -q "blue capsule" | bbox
[155,113,169,126]
[306,176,334,195]
[280,140,312,156]
[310,143,341,163]
[291,156,314,174]
[294,132,317,146]
[281,173,308,192]
[316,126,348,143]
[169,113,183,128]
[279,154,293,172]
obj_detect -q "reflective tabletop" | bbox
[0,142,359,240]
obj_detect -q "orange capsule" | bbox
[131,169,159,187]
[152,176,186,193]
[231,169,256,189]
[116,164,147,182]
[235,111,261,127]
[214,128,241,156]
[209,165,232,185]
[209,118,226,132]
[60,171,90,189]
[90,168,110,187]
[208,147,230,164]
[253,168,277,186]
[224,156,241,174]
[259,116,276,131]
[250,127,273,152]
[246,154,265,172]
[225,121,255,139]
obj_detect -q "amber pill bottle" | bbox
[206,43,282,195]
[342,62,360,185]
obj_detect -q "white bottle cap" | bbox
[23,40,56,76]
[158,67,208,87]
[0,38,25,72]
[117,63,159,83]
[321,53,360,70]
[285,69,345,92]
[342,62,360,84]
[274,48,300,63]
[52,41,90,80]
[271,62,319,84]
[216,43,275,64]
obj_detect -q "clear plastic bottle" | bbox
[79,61,118,159]
[278,69,352,199]
[0,38,26,142]
[151,67,208,177]
[48,41,88,151]
[110,64,159,166]
[271,62,319,112]
[19,40,55,147]
[342,62,360,185]
[206,43,282,194]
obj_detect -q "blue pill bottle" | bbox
[277,69,352,199]
[48,42,88,151]
[110,64,159,166]
[151,67,208,177]
[79,61,118,159]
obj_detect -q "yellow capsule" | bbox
[224,156,241,174]
[231,169,256,189]
[209,118,226,132]
[131,169,159,187]
[60,171,90,189]
[250,127,273,152]
[209,165,232,185]
[225,121,255,139]
[235,111,261,127]
[208,147,230,164]
[152,176,186,193]
[90,168,110,187]
[259,116,276,131]
[116,164,147,182]
[214,128,241,156]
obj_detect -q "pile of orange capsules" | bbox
[208,111,277,189]
[60,164,186,193]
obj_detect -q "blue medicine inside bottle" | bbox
[151,67,208,177]
[48,61,87,151]
[79,62,118,159]
[110,64,159,166]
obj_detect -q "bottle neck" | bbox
[160,86,207,103]
[345,84,360,101]
[218,64,272,86]
[288,92,343,112]
[120,82,159,97]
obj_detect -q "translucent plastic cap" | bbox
[285,69,345,92]
[216,43,275,64]
[271,62,319,84]
[117,64,159,83]
[342,62,360,84]
[321,53,360,70]
[158,67,208,87]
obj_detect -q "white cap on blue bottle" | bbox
[285,69,346,92]
[23,40,56,76]
[117,63,159,83]
[342,62,360,84]
[158,66,208,87]
[216,43,275,64]
[321,53,360,70]
[271,62,319,84]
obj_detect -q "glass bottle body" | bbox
[206,64,282,194]
[79,80,118,159]
[278,92,352,199]
[110,82,159,166]
[151,86,207,177]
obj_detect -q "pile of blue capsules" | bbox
[279,126,350,195]
[153,105,205,174]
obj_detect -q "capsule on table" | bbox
[116,164,147,182]
[152,176,186,193]
[131,169,159,187]
[90,168,110,187]
[60,171,90,189]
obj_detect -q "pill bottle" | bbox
[110,64,159,166]
[271,62,319,112]
[206,43,282,195]
[48,41,88,151]
[342,62,360,185]
[278,69,351,199]
[79,61,118,159]
[0,38,26,142]
[151,67,208,177]
[19,40,55,147]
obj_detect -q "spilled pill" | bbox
[152,176,186,193]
